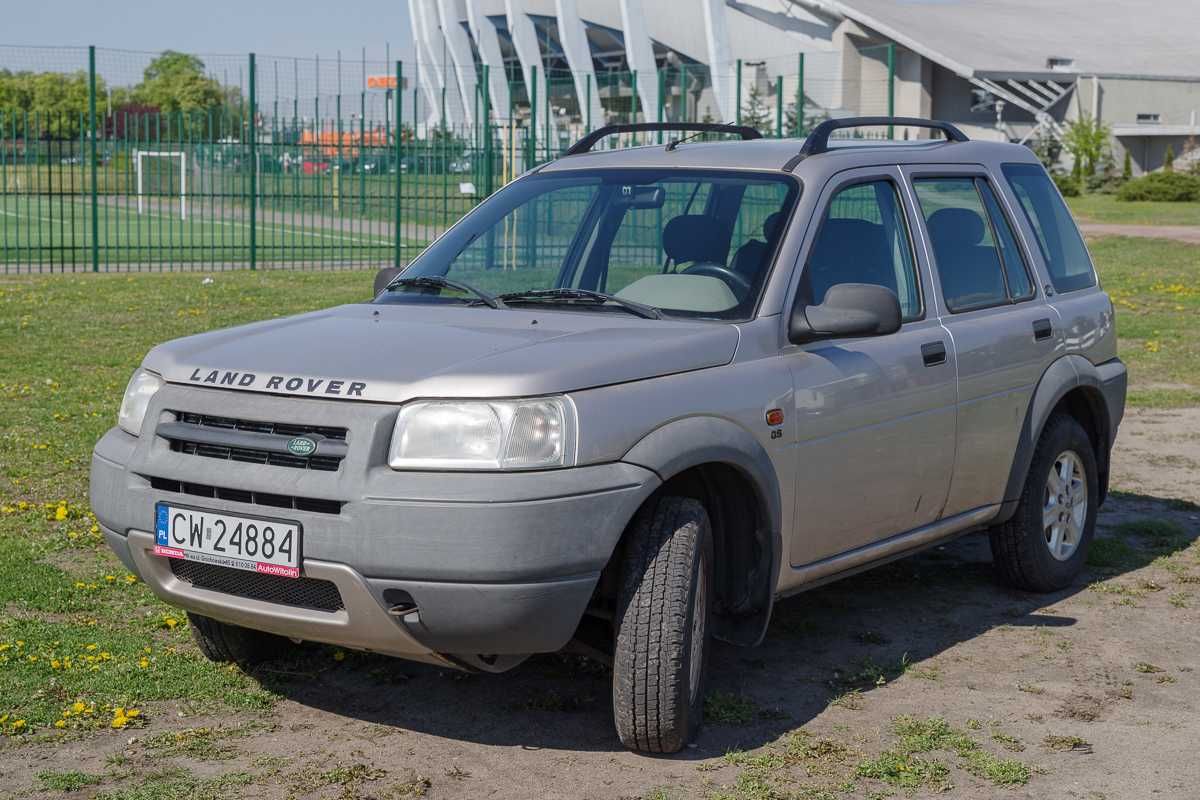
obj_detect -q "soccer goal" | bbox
[135,150,188,220]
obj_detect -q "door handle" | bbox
[1033,318,1053,341]
[921,341,947,367]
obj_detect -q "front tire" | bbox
[612,496,713,754]
[187,612,293,668]
[990,413,1099,592]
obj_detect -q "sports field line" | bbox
[0,201,395,247]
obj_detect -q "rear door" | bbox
[902,164,1063,516]
[785,166,957,567]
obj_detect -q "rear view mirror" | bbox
[374,267,403,296]
[789,283,902,344]
[613,185,666,209]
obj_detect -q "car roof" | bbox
[536,136,1042,178]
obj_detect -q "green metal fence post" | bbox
[482,64,494,197]
[394,60,403,268]
[529,66,537,170]
[775,74,783,137]
[796,52,805,136]
[887,43,895,138]
[656,68,664,142]
[248,52,257,270]
[735,59,742,125]
[88,46,99,272]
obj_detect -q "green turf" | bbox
[1067,194,1200,226]
[1088,236,1200,407]
[0,195,429,270]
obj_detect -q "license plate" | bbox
[154,503,302,579]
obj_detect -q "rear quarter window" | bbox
[1001,163,1096,294]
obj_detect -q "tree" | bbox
[133,51,225,115]
[1030,129,1062,169]
[1061,116,1111,180]
[1122,149,1133,180]
[0,69,109,139]
[1164,144,1175,172]
[740,83,771,135]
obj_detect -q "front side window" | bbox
[913,176,1033,312]
[803,180,922,321]
[377,169,799,320]
[1002,162,1097,294]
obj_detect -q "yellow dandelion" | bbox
[71,701,86,713]
[333,650,346,662]
[54,505,68,521]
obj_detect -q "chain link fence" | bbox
[0,45,896,273]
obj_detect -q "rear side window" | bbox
[805,180,922,321]
[913,177,1037,312]
[1002,163,1096,293]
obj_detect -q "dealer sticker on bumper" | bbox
[154,503,301,579]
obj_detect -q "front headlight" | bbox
[118,369,163,436]
[388,397,576,470]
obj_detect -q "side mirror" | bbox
[374,267,403,296]
[789,283,902,344]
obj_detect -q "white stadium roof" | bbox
[820,0,1200,80]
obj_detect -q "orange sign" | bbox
[367,75,398,90]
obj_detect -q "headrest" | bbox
[927,207,986,248]
[763,211,784,242]
[663,215,727,264]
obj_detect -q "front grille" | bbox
[164,412,348,472]
[146,475,344,515]
[171,559,344,612]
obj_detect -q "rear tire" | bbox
[612,496,713,754]
[990,413,1098,593]
[187,612,292,668]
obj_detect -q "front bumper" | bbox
[90,385,660,662]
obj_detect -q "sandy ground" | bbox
[5,408,1200,800]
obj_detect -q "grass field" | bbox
[0,235,1196,797]
[0,195,434,270]
[1067,194,1200,226]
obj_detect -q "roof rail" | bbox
[783,117,968,169]
[565,122,762,156]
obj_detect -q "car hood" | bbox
[144,302,741,403]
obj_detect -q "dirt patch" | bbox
[1111,406,1200,505]
[2,411,1199,799]
[1080,222,1200,243]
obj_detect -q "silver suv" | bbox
[91,117,1126,753]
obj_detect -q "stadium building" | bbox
[409,0,1200,173]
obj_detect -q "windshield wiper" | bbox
[497,288,662,320]
[388,275,507,309]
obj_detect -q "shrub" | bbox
[1052,173,1081,197]
[1123,150,1133,180]
[1116,170,1200,202]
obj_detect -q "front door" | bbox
[786,167,958,567]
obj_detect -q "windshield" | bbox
[375,168,799,320]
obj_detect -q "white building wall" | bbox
[437,0,480,126]
[506,0,560,146]
[466,1,512,121]
[556,0,607,126]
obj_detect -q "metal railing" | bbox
[0,45,897,273]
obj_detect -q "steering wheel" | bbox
[681,263,752,297]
